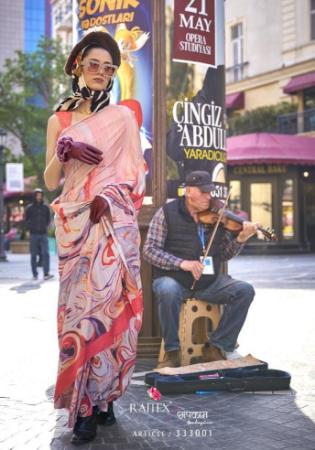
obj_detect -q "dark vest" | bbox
[153,198,224,290]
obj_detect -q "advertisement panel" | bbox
[77,0,153,195]
[166,0,226,200]
[173,0,216,66]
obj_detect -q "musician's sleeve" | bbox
[219,230,245,261]
[143,207,183,270]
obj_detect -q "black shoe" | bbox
[44,274,54,280]
[97,401,116,426]
[71,406,98,445]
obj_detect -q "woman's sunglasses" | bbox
[81,59,118,78]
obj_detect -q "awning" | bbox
[283,71,315,94]
[226,91,244,110]
[227,133,315,166]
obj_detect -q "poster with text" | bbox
[77,0,153,196]
[166,0,226,200]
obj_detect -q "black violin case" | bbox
[145,362,291,395]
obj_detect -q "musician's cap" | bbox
[185,171,215,193]
[65,31,121,76]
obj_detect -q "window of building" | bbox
[311,0,315,40]
[304,87,315,110]
[250,182,273,231]
[231,23,244,82]
[281,179,295,239]
[24,0,46,53]
[229,180,241,211]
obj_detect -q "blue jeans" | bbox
[30,234,50,277]
[153,274,255,353]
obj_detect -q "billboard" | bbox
[76,0,153,195]
[166,0,226,199]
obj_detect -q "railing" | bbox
[226,62,249,84]
[277,108,315,135]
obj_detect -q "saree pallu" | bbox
[51,105,146,427]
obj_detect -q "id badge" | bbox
[200,256,214,275]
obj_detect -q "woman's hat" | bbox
[65,31,121,76]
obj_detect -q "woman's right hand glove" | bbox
[90,196,109,224]
[57,136,103,165]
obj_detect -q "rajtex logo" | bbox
[129,402,172,414]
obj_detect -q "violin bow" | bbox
[191,190,232,290]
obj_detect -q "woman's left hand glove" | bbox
[90,196,109,224]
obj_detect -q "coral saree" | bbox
[51,105,145,427]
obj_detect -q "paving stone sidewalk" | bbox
[0,254,315,450]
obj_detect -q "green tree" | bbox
[0,37,69,199]
[227,102,298,136]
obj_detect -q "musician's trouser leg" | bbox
[194,274,255,352]
[153,277,188,352]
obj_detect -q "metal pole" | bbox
[0,144,8,262]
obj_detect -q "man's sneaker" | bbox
[225,350,243,360]
[156,349,180,369]
[44,274,54,281]
[202,343,226,362]
[32,275,38,281]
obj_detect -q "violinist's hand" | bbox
[237,221,259,243]
[180,260,204,280]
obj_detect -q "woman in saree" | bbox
[44,31,146,444]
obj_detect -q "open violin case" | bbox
[145,358,291,395]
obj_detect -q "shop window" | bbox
[229,180,241,211]
[303,87,315,110]
[311,0,315,40]
[250,183,272,230]
[281,179,295,239]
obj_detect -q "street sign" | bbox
[6,163,24,192]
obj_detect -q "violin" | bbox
[197,198,277,242]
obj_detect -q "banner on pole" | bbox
[173,0,216,67]
[166,0,226,199]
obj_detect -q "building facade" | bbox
[225,0,315,121]
[51,0,74,52]
[225,0,315,252]
[0,0,52,242]
[0,0,51,68]
[0,0,52,157]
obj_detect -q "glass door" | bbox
[250,182,273,232]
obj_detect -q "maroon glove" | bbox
[57,136,103,165]
[90,196,109,224]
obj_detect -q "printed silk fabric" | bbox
[51,105,146,427]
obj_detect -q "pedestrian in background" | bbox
[24,188,54,281]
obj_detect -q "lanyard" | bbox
[198,224,206,252]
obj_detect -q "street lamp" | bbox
[0,129,8,262]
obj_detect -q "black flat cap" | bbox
[185,171,215,192]
[65,31,121,75]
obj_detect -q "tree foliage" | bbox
[227,102,298,136]
[0,37,69,198]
